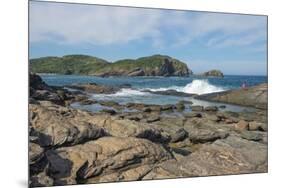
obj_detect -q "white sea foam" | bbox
[93,88,149,99]
[147,80,225,95]
[93,80,225,98]
[110,88,148,97]
[180,80,225,95]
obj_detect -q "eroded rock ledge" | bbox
[196,83,268,109]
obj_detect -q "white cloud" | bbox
[30,2,164,45]
[171,12,267,48]
[30,1,267,49]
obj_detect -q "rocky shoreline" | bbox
[30,54,192,77]
[29,73,268,187]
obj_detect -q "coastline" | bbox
[29,73,268,187]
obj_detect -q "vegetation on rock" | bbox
[202,69,224,77]
[30,54,192,77]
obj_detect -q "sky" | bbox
[29,1,267,75]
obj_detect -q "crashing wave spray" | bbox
[181,79,225,95]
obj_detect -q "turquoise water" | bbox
[40,74,267,112]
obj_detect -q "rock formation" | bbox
[29,74,267,187]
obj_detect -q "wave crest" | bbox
[181,80,225,95]
[111,88,148,96]
[147,80,225,95]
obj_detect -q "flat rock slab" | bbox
[45,137,172,185]
[145,135,267,179]
[196,83,267,109]
[91,116,170,143]
[144,89,195,97]
[67,83,119,94]
[29,102,108,147]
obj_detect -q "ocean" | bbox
[40,74,267,112]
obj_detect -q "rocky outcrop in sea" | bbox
[196,83,268,109]
[202,70,224,77]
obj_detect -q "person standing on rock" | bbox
[241,81,247,89]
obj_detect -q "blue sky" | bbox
[29,1,267,75]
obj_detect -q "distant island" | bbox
[30,54,193,77]
[201,70,224,77]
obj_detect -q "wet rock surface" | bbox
[66,83,119,94]
[196,83,268,109]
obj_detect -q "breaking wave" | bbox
[148,79,225,95]
[180,80,225,95]
[108,88,149,96]
[93,80,225,98]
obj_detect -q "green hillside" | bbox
[30,55,109,75]
[30,54,192,77]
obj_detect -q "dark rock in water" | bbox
[79,99,97,105]
[160,104,174,111]
[99,100,119,107]
[100,109,116,115]
[180,100,193,104]
[196,83,267,109]
[126,103,146,110]
[204,106,218,112]
[219,105,226,108]
[202,70,224,77]
[31,90,65,105]
[144,89,195,97]
[170,128,188,143]
[67,83,119,94]
[119,83,132,88]
[176,101,185,111]
[191,105,204,111]
[240,131,264,142]
[30,73,50,91]
[29,73,72,105]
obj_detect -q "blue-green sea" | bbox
[40,74,267,112]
